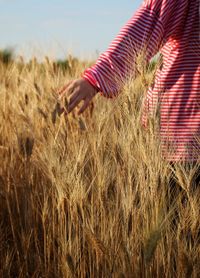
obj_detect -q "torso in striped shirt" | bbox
[83,0,200,161]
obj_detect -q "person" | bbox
[58,0,200,163]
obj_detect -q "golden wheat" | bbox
[0,55,199,278]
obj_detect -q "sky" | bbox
[0,0,143,60]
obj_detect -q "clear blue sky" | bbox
[0,0,143,60]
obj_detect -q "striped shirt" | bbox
[83,0,200,162]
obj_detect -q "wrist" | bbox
[81,72,100,94]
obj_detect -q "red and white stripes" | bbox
[83,0,200,162]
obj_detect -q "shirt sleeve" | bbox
[82,0,189,98]
[82,1,165,98]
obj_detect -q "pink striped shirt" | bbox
[83,0,200,161]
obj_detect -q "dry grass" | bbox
[0,56,199,278]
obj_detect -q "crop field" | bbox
[0,56,199,277]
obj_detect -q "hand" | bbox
[58,78,98,115]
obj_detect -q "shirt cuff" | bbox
[82,70,100,93]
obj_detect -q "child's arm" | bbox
[58,0,186,114]
[82,1,165,98]
[58,1,164,114]
[83,0,188,98]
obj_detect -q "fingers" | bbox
[68,88,80,107]
[78,98,91,115]
[58,80,76,100]
[57,81,72,95]
[66,82,77,96]
[57,79,95,116]
[67,88,82,114]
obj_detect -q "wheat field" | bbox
[0,56,199,278]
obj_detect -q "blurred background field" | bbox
[0,49,199,278]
